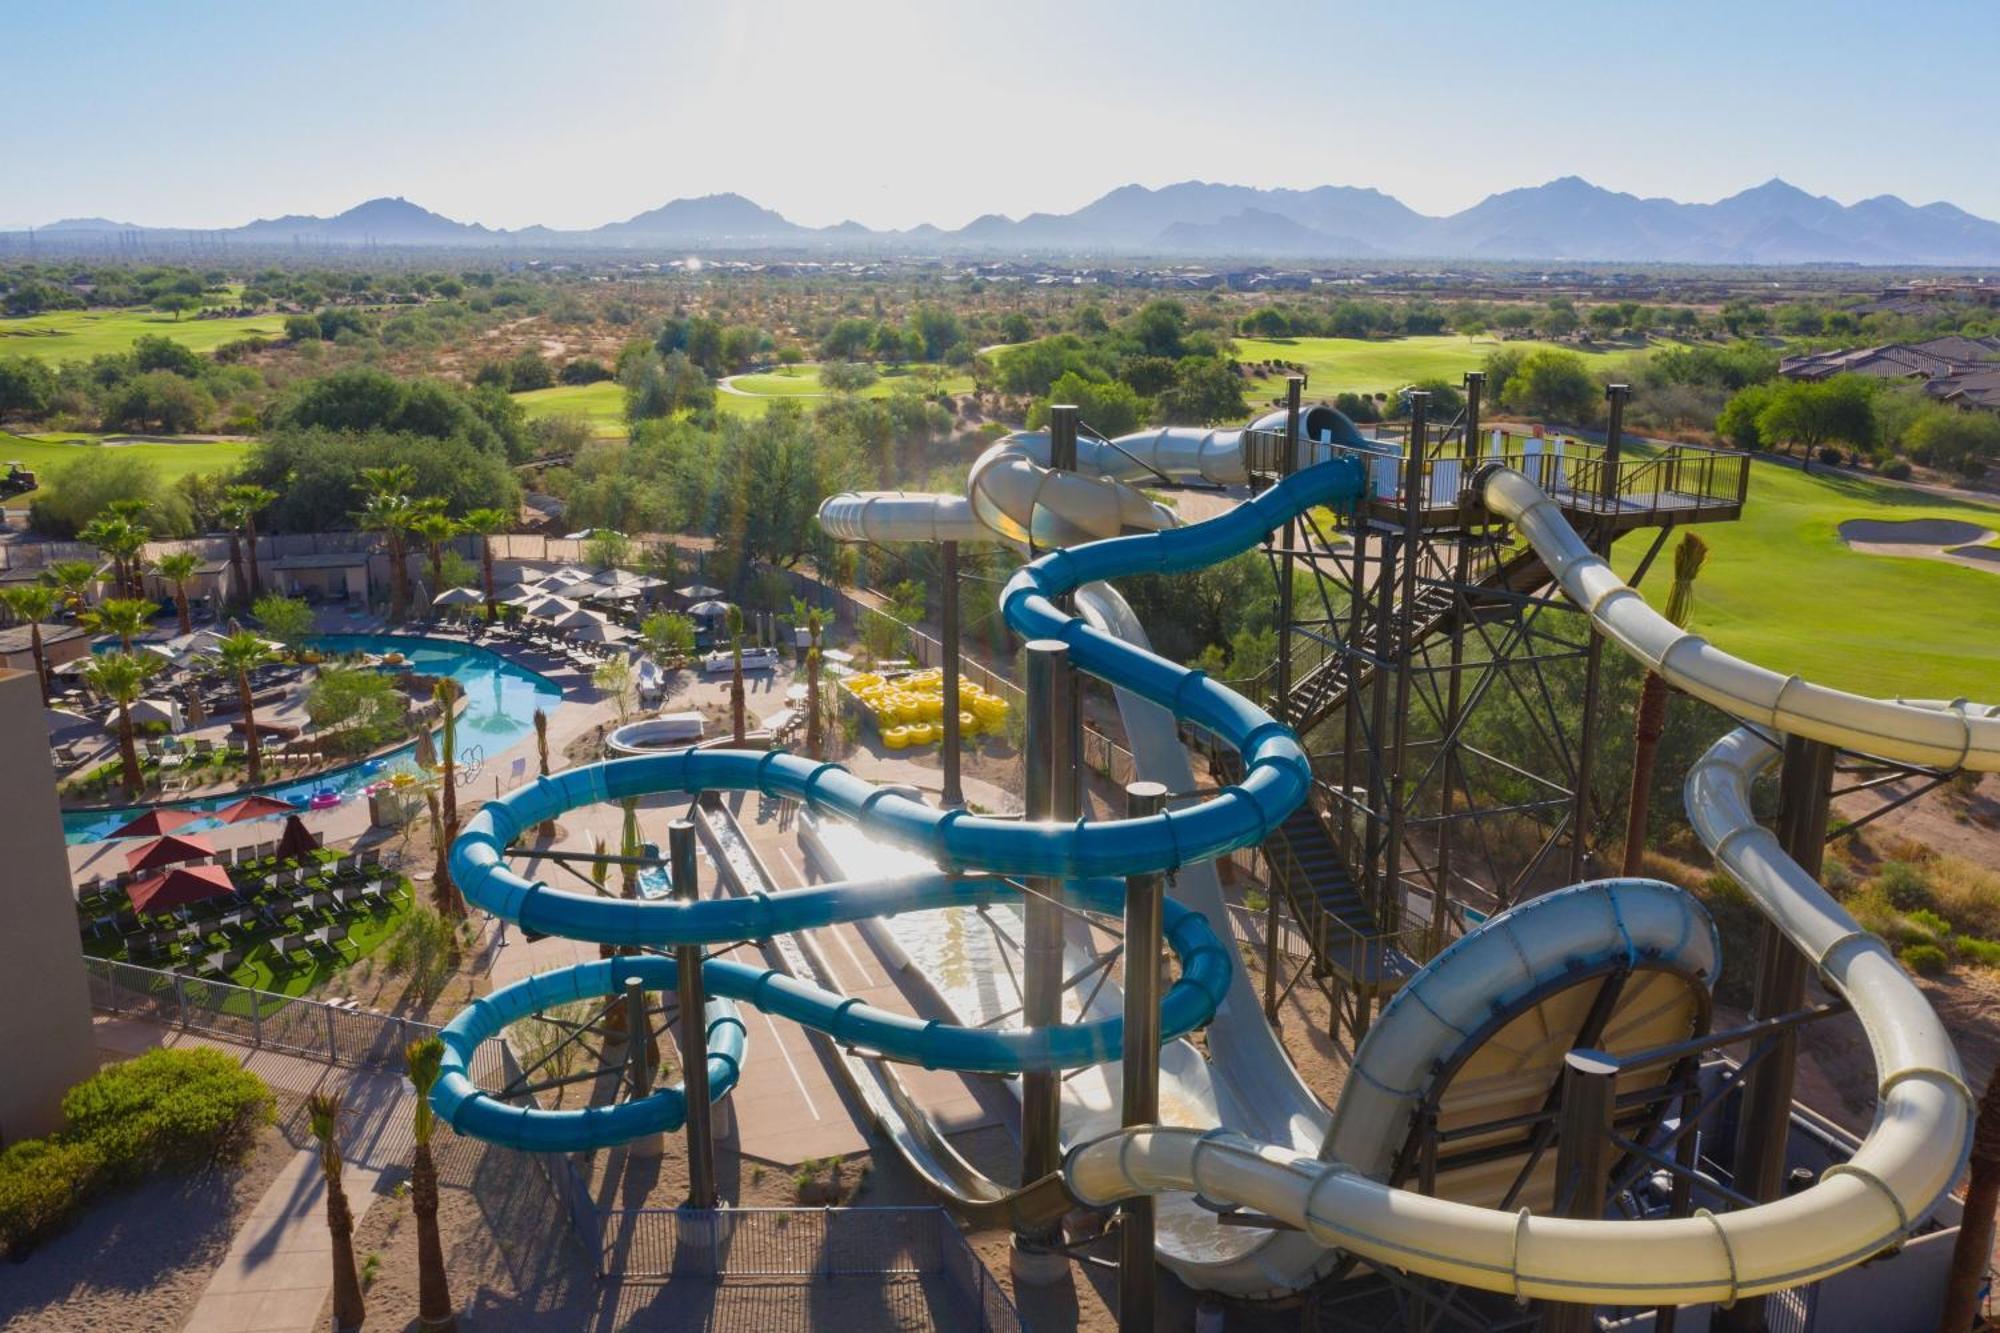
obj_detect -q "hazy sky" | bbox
[10,0,1999,231]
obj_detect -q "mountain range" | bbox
[17,177,2000,266]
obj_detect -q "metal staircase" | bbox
[1264,801,1413,991]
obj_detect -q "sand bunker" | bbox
[1838,518,1995,546]
[1839,517,2000,575]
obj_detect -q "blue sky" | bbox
[7,0,1999,231]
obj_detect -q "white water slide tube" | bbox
[1065,463,1991,1305]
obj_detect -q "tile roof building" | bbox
[1780,336,2000,411]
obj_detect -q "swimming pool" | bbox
[61,634,564,844]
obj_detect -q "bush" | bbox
[1898,943,1949,977]
[1881,459,1914,480]
[1,1048,272,1254]
[1877,860,1933,911]
[1958,937,2000,969]
[1901,907,1954,948]
[1816,446,1845,467]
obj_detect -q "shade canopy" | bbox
[126,863,234,915]
[492,582,538,604]
[106,807,203,840]
[432,586,484,608]
[685,600,733,620]
[125,831,216,872]
[214,794,299,823]
[519,595,582,621]
[566,621,632,644]
[577,583,644,602]
[550,607,611,629]
[676,584,725,601]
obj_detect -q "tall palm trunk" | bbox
[243,514,263,599]
[1620,533,1707,875]
[480,538,498,622]
[1620,671,1671,876]
[172,582,192,636]
[115,700,141,799]
[237,668,263,783]
[410,1133,453,1329]
[389,533,411,622]
[307,1093,366,1332]
[533,709,556,840]
[433,682,465,916]
[1940,1070,2000,1332]
[226,532,246,607]
[805,635,823,760]
[27,622,48,704]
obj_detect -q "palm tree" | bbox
[726,603,746,744]
[410,512,462,614]
[460,508,511,623]
[792,598,830,760]
[532,707,556,840]
[83,596,155,653]
[1621,532,1710,876]
[356,466,422,623]
[154,551,202,636]
[305,1090,367,1333]
[432,677,466,917]
[80,515,149,599]
[402,1037,458,1331]
[216,630,273,783]
[44,558,100,613]
[84,652,154,799]
[222,484,277,603]
[2,584,59,703]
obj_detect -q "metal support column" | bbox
[623,974,663,1158]
[1600,384,1629,505]
[1046,405,1084,802]
[940,539,963,808]
[1118,781,1168,1333]
[1268,377,1302,1022]
[1014,639,1074,1282]
[1540,1049,1619,1333]
[1718,734,1836,1332]
[1462,370,1484,471]
[671,820,717,1207]
[1568,386,1628,884]
[1380,391,1428,942]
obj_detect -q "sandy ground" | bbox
[0,1124,294,1333]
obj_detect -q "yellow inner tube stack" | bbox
[840,667,1011,747]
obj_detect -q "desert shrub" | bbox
[1898,943,1949,977]
[1922,855,2000,940]
[1815,446,1846,467]
[1,1048,272,1254]
[384,905,464,999]
[60,1047,274,1184]
[1900,907,1954,948]
[0,1139,105,1253]
[1876,860,1934,911]
[1881,459,1913,480]
[1957,937,2000,969]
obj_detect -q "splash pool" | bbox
[62,634,564,844]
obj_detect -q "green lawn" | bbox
[1611,458,2000,698]
[0,430,252,507]
[514,381,626,436]
[717,362,975,418]
[0,307,287,362]
[1232,334,1654,402]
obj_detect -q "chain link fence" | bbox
[86,957,435,1069]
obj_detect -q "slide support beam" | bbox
[1119,780,1169,1333]
[1540,1049,1619,1333]
[672,820,717,1208]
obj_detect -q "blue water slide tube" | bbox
[432,877,1234,1151]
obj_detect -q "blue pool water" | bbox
[62,634,564,844]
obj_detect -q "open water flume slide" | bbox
[1064,461,1987,1305]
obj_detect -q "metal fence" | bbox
[85,956,437,1069]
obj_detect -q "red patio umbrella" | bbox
[124,832,217,873]
[125,863,234,915]
[105,808,202,840]
[215,794,300,824]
